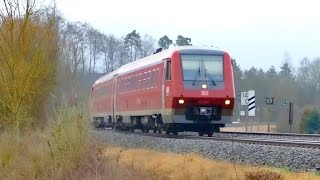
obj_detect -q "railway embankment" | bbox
[93,129,320,173]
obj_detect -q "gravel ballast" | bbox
[92,129,320,172]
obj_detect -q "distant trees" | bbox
[233,55,320,133]
[158,35,192,48]
[140,34,156,58]
[175,35,192,46]
[59,26,158,76]
[279,62,294,80]
[101,34,119,73]
[87,27,103,73]
[158,35,173,49]
[231,59,243,92]
[124,30,142,62]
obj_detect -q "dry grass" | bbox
[245,170,283,180]
[64,145,151,180]
[0,105,88,179]
[102,146,320,180]
[0,104,152,180]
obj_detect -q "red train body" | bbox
[90,46,235,136]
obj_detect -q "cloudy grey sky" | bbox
[56,0,320,71]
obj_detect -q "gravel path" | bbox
[92,129,320,172]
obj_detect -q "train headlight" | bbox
[225,99,231,105]
[201,84,207,89]
[178,99,184,104]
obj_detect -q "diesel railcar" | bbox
[90,46,235,136]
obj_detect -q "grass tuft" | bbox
[245,170,283,180]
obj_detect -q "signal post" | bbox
[241,90,255,132]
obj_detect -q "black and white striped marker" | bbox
[248,90,255,117]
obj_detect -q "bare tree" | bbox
[59,22,88,74]
[101,34,120,73]
[86,27,103,73]
[140,34,155,58]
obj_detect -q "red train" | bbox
[90,46,235,136]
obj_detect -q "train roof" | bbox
[93,46,224,86]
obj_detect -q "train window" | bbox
[147,71,151,89]
[127,78,130,92]
[135,74,138,91]
[156,68,160,87]
[147,73,150,88]
[139,73,142,90]
[125,77,128,93]
[181,55,223,81]
[155,70,157,87]
[151,70,156,88]
[129,76,132,92]
[143,72,147,90]
[132,75,136,91]
[118,79,121,93]
[122,78,125,93]
[127,76,130,92]
[166,59,171,81]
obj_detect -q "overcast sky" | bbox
[56,0,320,71]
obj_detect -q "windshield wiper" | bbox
[192,62,201,86]
[192,66,201,86]
[204,68,217,86]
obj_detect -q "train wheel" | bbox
[198,132,204,136]
[130,128,134,132]
[153,128,157,133]
[173,131,178,136]
[213,126,220,133]
[145,129,149,133]
[207,131,213,137]
[165,130,170,135]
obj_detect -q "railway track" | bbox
[108,129,320,148]
[219,131,320,138]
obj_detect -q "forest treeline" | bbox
[233,57,320,132]
[1,1,320,132]
[60,18,320,132]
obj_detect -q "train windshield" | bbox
[181,54,223,82]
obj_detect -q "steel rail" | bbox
[106,129,320,148]
[219,131,320,138]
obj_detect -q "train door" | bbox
[163,58,172,122]
[112,74,118,125]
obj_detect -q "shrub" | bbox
[300,108,320,134]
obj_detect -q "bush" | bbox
[0,1,58,131]
[300,108,320,134]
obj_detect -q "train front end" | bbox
[164,48,235,135]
